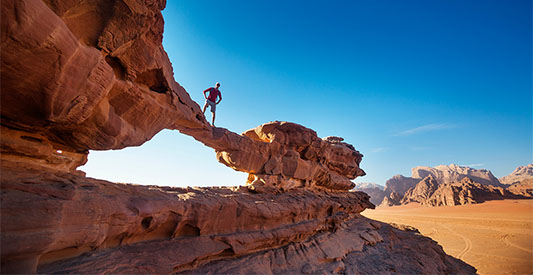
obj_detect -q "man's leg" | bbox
[212,111,216,126]
[202,102,208,113]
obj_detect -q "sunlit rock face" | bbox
[380,167,531,207]
[176,121,366,192]
[384,174,420,197]
[0,1,476,274]
[1,0,206,172]
[1,164,475,275]
[379,191,403,207]
[401,177,527,206]
[507,179,533,197]
[241,121,365,191]
[1,0,365,192]
[377,164,509,207]
[412,164,502,187]
[0,163,375,273]
[499,164,533,197]
[499,164,533,185]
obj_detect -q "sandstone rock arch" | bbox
[0,1,475,274]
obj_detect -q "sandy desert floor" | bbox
[363,199,533,275]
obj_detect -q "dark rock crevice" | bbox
[135,68,169,94]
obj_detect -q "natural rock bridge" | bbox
[0,1,475,274]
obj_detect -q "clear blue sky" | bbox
[81,0,532,187]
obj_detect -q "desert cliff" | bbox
[1,1,476,274]
[401,176,524,206]
[412,164,502,187]
[376,164,532,207]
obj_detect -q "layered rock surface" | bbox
[1,163,475,274]
[180,121,366,192]
[1,1,476,274]
[1,162,373,273]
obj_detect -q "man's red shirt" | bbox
[204,87,221,102]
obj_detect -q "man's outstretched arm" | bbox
[216,93,222,104]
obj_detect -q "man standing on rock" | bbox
[202,82,222,126]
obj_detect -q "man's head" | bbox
[215,82,220,88]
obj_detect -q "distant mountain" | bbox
[379,192,402,207]
[384,175,419,196]
[499,164,533,185]
[376,164,532,208]
[400,176,440,205]
[507,179,533,197]
[400,177,524,207]
[354,182,386,205]
[412,164,502,187]
[355,182,385,190]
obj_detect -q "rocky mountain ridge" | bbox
[499,164,533,185]
[412,164,502,186]
[0,1,475,274]
[353,182,386,205]
[372,164,532,207]
[401,177,524,206]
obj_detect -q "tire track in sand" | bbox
[442,224,472,260]
[500,234,533,254]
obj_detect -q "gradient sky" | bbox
[81,0,532,187]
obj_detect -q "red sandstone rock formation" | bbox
[1,162,373,273]
[241,122,365,191]
[1,0,206,172]
[1,0,364,192]
[179,121,366,192]
[0,1,476,274]
[1,163,475,274]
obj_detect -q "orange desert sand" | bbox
[363,199,533,275]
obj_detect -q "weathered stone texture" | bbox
[0,1,476,274]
